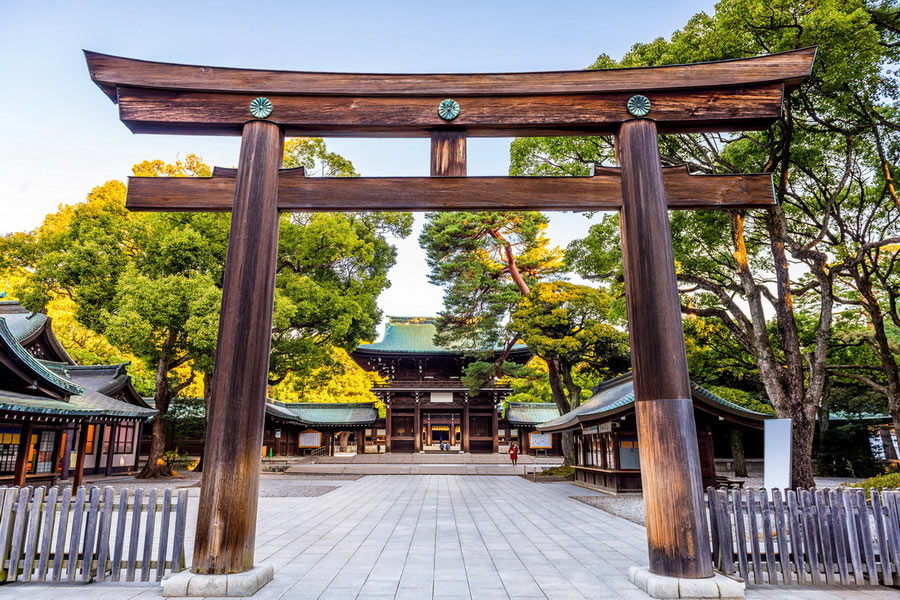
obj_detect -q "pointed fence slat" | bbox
[771,489,791,584]
[22,486,43,581]
[0,488,17,581]
[80,487,100,582]
[814,489,836,585]
[66,487,86,581]
[871,490,892,586]
[36,486,57,581]
[799,490,818,585]
[156,489,172,582]
[759,489,778,583]
[111,489,128,582]
[51,487,71,582]
[746,489,764,584]
[95,487,114,582]
[731,489,749,581]
[171,489,188,574]
[140,489,157,582]
[885,491,900,583]
[126,488,142,582]
[8,487,32,582]
[786,490,806,584]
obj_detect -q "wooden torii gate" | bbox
[86,48,815,581]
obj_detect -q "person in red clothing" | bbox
[508,442,520,466]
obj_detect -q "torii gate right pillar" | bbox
[617,118,714,579]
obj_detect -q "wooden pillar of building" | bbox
[105,422,118,476]
[94,423,106,476]
[73,422,90,489]
[616,118,713,579]
[491,408,499,454]
[414,406,422,452]
[13,421,34,487]
[356,430,365,455]
[385,405,392,453]
[134,420,145,472]
[60,423,75,480]
[462,405,470,453]
[193,119,284,576]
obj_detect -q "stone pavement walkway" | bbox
[288,452,562,475]
[0,476,897,600]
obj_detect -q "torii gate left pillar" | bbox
[192,119,283,575]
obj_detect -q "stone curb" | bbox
[162,564,274,597]
[628,566,745,599]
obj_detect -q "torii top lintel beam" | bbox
[84,48,816,138]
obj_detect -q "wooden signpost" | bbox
[86,47,815,581]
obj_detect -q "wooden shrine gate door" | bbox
[85,48,815,580]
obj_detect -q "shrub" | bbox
[844,472,900,499]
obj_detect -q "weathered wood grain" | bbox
[0,489,16,581]
[36,486,57,581]
[814,489,836,585]
[772,489,792,583]
[95,487,114,582]
[732,489,749,581]
[8,487,31,582]
[618,119,712,579]
[171,490,188,573]
[870,491,892,586]
[156,489,171,582]
[126,168,775,213]
[798,490,818,584]
[22,486,42,581]
[431,130,467,176]
[759,489,778,583]
[126,488,141,582]
[192,120,284,575]
[747,490,764,584]
[141,489,157,582]
[80,487,100,582]
[51,487,71,582]
[86,47,816,101]
[111,489,127,581]
[115,84,786,137]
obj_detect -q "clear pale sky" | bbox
[0,0,716,323]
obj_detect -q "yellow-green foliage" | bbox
[843,471,900,499]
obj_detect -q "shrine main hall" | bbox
[263,316,563,456]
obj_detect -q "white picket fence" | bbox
[708,487,900,586]
[0,485,188,583]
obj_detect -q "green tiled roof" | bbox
[0,389,154,419]
[505,402,560,426]
[537,373,769,432]
[355,316,528,355]
[266,401,377,426]
[2,310,47,343]
[0,318,83,396]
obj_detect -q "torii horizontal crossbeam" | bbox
[85,48,816,137]
[126,166,774,212]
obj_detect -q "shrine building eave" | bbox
[84,47,816,137]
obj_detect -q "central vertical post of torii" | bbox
[617,119,713,579]
[193,119,284,575]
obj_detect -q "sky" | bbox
[0,0,717,328]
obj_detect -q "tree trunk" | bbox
[730,429,747,478]
[138,351,173,479]
[546,358,574,465]
[338,431,350,453]
[193,370,213,474]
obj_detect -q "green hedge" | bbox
[843,471,900,499]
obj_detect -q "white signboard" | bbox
[529,431,552,449]
[274,429,281,439]
[431,392,453,403]
[764,419,792,490]
[298,430,322,448]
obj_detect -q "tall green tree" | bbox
[511,0,900,487]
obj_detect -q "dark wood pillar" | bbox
[105,423,118,476]
[13,422,34,487]
[193,119,284,576]
[356,430,364,455]
[431,130,467,176]
[462,405,470,453]
[60,423,75,480]
[616,118,713,579]
[385,405,392,453]
[94,423,106,475]
[134,420,145,473]
[414,406,421,452]
[73,422,89,489]
[491,408,499,454]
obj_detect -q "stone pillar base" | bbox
[628,566,744,599]
[162,564,274,597]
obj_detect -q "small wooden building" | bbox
[263,401,378,456]
[0,302,155,486]
[502,402,561,455]
[538,373,768,494]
